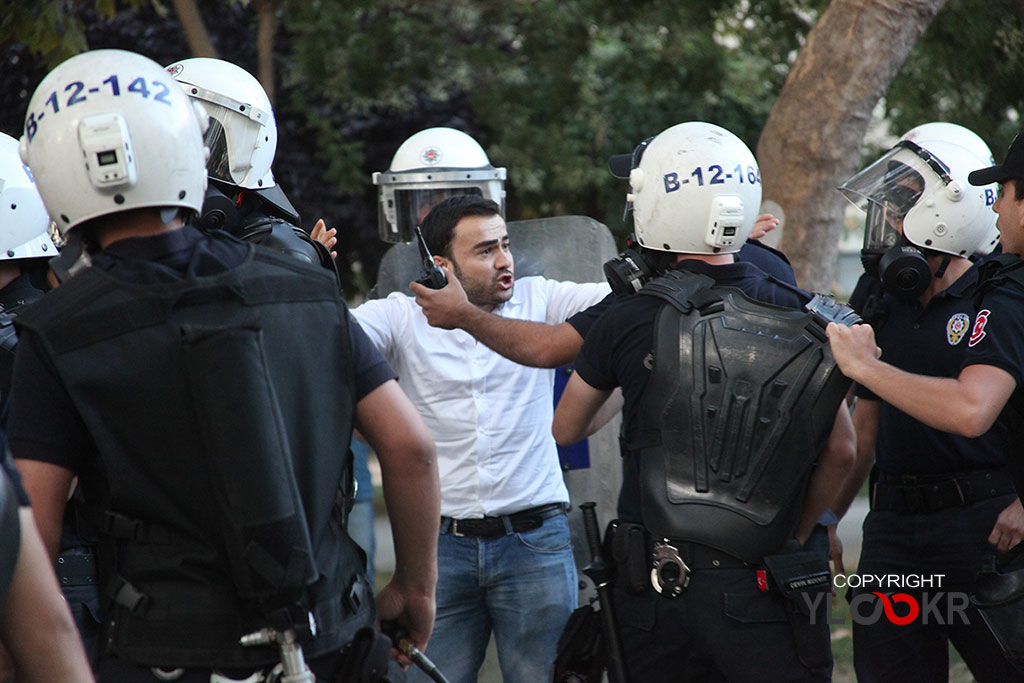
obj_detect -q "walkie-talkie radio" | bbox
[414,226,447,289]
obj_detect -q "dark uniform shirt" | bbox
[7,225,394,475]
[572,259,807,520]
[961,263,1024,491]
[854,264,1008,475]
[567,239,796,339]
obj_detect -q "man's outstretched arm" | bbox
[411,266,586,368]
[827,322,1016,438]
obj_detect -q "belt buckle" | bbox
[651,540,690,598]
[451,519,465,537]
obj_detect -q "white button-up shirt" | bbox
[353,276,610,518]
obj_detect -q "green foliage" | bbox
[1,2,89,68]
[884,0,1024,160]
[1,0,161,68]
[281,0,830,240]
[12,0,1023,275]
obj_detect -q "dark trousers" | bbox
[853,493,1024,683]
[615,567,832,682]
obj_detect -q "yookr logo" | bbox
[801,591,971,626]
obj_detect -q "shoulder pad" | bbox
[639,269,718,314]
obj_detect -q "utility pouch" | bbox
[334,627,400,682]
[181,321,317,607]
[763,549,832,672]
[972,544,1024,672]
[608,521,647,594]
[552,603,605,683]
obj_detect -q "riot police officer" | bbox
[832,122,1024,682]
[0,130,104,665]
[10,48,439,681]
[166,57,339,282]
[552,121,856,682]
[371,126,507,244]
[0,132,58,409]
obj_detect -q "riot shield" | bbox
[371,215,623,602]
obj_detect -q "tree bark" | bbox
[757,0,948,292]
[256,0,276,106]
[170,0,218,58]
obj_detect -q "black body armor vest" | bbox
[627,269,851,563]
[16,247,371,668]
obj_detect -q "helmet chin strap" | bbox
[933,253,952,280]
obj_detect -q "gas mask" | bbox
[843,154,929,298]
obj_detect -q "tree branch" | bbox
[257,0,276,106]
[170,0,218,58]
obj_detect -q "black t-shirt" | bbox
[735,238,797,286]
[961,263,1024,492]
[7,225,395,475]
[572,259,807,520]
[854,265,1008,475]
[567,240,797,339]
[962,268,1024,387]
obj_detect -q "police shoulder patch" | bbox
[947,312,971,346]
[969,309,991,348]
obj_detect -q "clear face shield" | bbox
[373,168,506,243]
[188,92,270,187]
[840,142,954,296]
[839,144,935,255]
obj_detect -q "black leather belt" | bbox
[443,502,568,538]
[872,468,1016,514]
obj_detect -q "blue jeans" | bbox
[412,512,578,683]
[347,498,376,584]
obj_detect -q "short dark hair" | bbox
[1015,180,1024,203]
[420,195,501,258]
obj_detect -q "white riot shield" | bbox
[371,215,623,602]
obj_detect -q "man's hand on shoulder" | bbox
[826,322,882,381]
[310,218,338,260]
[410,265,475,329]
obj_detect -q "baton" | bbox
[580,502,628,683]
[381,621,450,683]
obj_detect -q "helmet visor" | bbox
[377,187,483,243]
[840,145,931,251]
[203,116,232,184]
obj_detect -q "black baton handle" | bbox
[580,502,629,683]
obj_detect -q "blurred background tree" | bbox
[2,0,1022,294]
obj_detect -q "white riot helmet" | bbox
[166,57,276,190]
[626,121,761,254]
[20,49,208,237]
[0,133,57,260]
[372,127,506,243]
[839,125,998,295]
[901,122,1000,256]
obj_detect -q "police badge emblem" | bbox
[947,312,970,345]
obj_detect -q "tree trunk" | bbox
[256,0,276,106]
[757,0,948,292]
[170,0,218,58]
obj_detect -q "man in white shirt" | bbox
[353,195,609,683]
